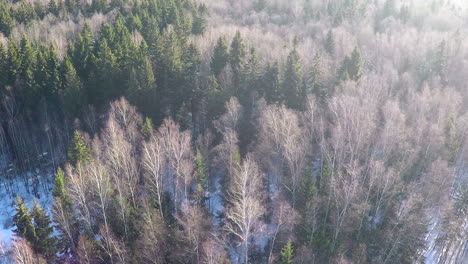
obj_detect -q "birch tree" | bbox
[224,154,265,264]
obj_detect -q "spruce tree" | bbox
[31,201,55,258]
[279,240,294,264]
[0,2,14,36]
[71,23,93,80]
[61,56,83,116]
[192,15,207,35]
[7,41,21,85]
[13,196,37,245]
[263,62,282,104]
[229,31,246,94]
[68,130,92,165]
[45,45,61,100]
[89,38,117,104]
[141,117,153,140]
[210,36,229,77]
[325,30,335,56]
[53,167,70,207]
[348,46,363,81]
[283,43,304,109]
[195,149,207,190]
[0,43,7,87]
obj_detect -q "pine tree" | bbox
[13,196,37,245]
[279,240,294,264]
[211,37,229,77]
[31,201,55,258]
[283,43,304,109]
[325,30,335,56]
[68,130,92,165]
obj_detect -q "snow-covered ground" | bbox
[0,170,54,249]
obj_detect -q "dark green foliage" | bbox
[89,39,117,104]
[211,37,229,77]
[31,201,56,258]
[0,43,7,86]
[325,30,335,56]
[7,41,21,85]
[15,1,38,24]
[349,46,363,81]
[283,44,304,109]
[13,196,37,244]
[192,15,206,35]
[53,168,69,205]
[71,23,93,80]
[0,2,14,36]
[195,149,207,189]
[338,46,363,81]
[48,0,59,16]
[61,56,83,116]
[68,130,92,165]
[141,117,154,140]
[263,62,282,103]
[279,240,294,264]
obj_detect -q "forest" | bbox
[0,0,467,263]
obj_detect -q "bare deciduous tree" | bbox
[224,154,265,264]
[12,239,46,264]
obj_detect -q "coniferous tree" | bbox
[192,15,206,35]
[31,201,55,258]
[45,45,61,101]
[48,0,59,16]
[141,117,153,140]
[0,43,7,87]
[283,42,304,109]
[348,46,363,81]
[279,240,294,264]
[195,149,207,191]
[211,37,229,78]
[0,2,14,36]
[325,30,335,56]
[229,31,246,94]
[13,197,37,245]
[7,41,21,85]
[89,38,117,104]
[61,56,83,116]
[53,168,69,205]
[263,62,282,103]
[19,36,38,106]
[243,47,260,96]
[68,130,92,165]
[71,23,93,80]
